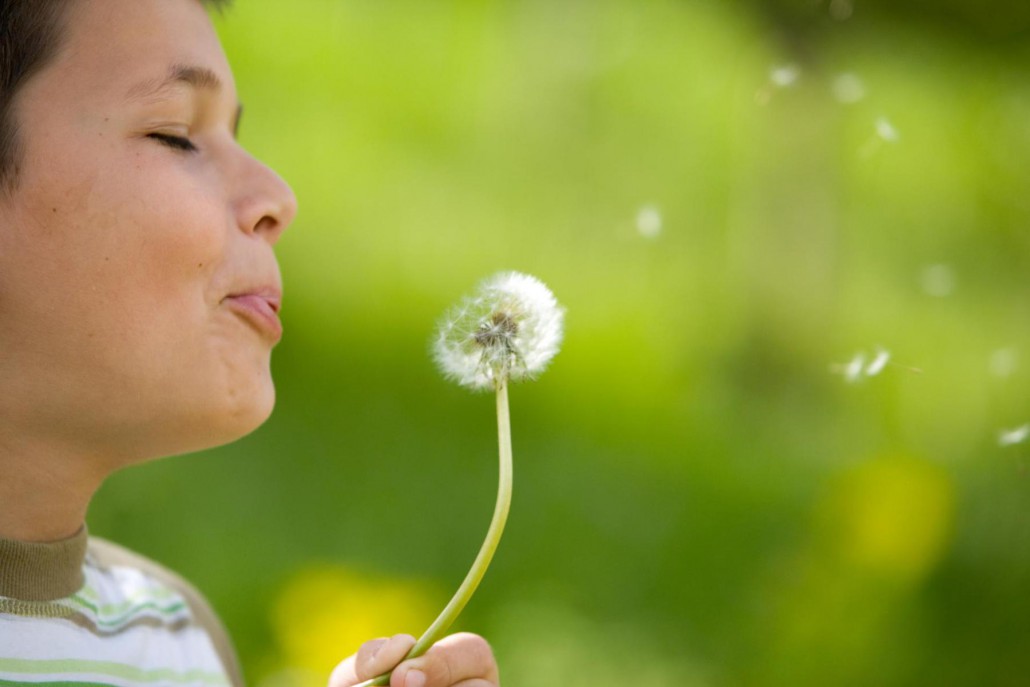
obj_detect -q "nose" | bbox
[233,152,298,243]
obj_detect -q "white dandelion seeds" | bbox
[990,348,1018,378]
[921,263,956,297]
[860,116,901,157]
[842,352,866,383]
[875,116,900,142]
[832,72,866,104]
[832,347,911,382]
[865,348,891,376]
[770,64,800,88]
[998,425,1030,447]
[434,271,565,391]
[636,204,663,239]
[756,64,800,104]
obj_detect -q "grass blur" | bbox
[90,1,1030,685]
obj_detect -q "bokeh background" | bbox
[90,0,1030,685]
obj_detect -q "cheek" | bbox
[58,159,224,296]
[3,152,229,366]
[91,199,229,368]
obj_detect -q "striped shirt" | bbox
[0,528,242,687]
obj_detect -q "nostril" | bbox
[253,215,278,235]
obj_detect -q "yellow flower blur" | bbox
[821,454,955,582]
[268,565,441,687]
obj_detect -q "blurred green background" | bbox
[90,0,1030,685]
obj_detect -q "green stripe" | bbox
[1,596,190,628]
[66,597,189,628]
[0,680,122,687]
[0,659,228,686]
[74,585,177,608]
[74,585,101,603]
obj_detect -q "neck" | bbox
[0,432,109,543]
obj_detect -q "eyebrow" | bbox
[126,63,243,137]
[126,63,222,99]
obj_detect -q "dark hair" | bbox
[0,0,232,194]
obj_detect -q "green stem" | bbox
[355,380,513,687]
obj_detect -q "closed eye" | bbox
[147,132,198,153]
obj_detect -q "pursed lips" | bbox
[223,289,283,341]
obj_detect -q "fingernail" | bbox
[405,669,426,687]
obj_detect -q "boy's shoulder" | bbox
[87,536,244,687]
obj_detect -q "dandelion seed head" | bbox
[636,204,662,239]
[832,73,866,104]
[434,272,565,391]
[998,424,1030,447]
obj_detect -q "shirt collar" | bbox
[0,525,88,600]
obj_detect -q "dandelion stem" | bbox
[355,380,513,687]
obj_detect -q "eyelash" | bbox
[147,132,198,153]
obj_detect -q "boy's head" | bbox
[0,0,231,192]
[0,0,297,467]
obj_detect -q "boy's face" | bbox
[0,0,297,462]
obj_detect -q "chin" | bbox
[153,373,278,459]
[214,376,277,445]
[203,341,279,440]
[133,342,281,459]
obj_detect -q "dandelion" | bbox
[998,424,1030,447]
[358,271,564,687]
[433,272,564,390]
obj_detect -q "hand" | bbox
[329,632,500,687]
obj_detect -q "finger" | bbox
[360,634,417,681]
[390,633,499,687]
[329,634,417,687]
[328,654,361,687]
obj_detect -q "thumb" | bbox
[329,634,417,687]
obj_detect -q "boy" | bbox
[0,2,500,686]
